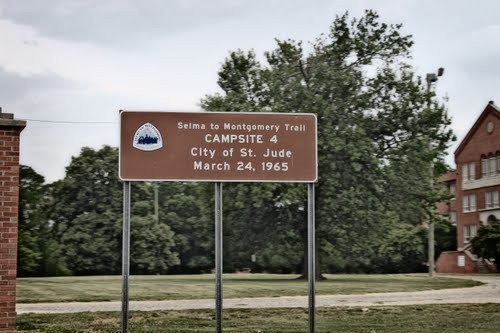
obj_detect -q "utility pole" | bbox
[425,67,444,277]
[154,182,159,223]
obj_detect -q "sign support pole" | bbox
[308,182,316,333]
[215,182,223,333]
[122,181,131,333]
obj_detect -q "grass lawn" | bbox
[17,274,481,303]
[14,304,500,332]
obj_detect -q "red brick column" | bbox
[0,112,25,331]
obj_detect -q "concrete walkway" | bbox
[17,274,500,314]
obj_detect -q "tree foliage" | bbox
[471,223,500,269]
[201,10,454,274]
[18,166,46,276]
[159,182,213,273]
[131,215,179,274]
[49,146,178,275]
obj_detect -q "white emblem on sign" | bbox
[133,123,163,151]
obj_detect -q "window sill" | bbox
[463,175,500,190]
[478,206,500,212]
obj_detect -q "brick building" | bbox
[436,101,500,273]
[0,110,25,330]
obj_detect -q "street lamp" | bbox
[426,67,444,91]
[425,67,444,277]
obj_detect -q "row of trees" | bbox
[19,11,459,277]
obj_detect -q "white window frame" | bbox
[462,164,468,184]
[489,157,496,177]
[449,183,456,197]
[482,155,500,178]
[486,191,499,209]
[464,225,471,243]
[470,193,476,211]
[463,224,478,243]
[486,191,493,209]
[469,162,476,180]
[471,224,477,239]
[462,162,476,184]
[463,193,476,213]
[449,211,457,225]
[482,157,488,177]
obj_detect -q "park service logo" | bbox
[132,123,163,151]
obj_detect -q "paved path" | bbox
[17,274,500,314]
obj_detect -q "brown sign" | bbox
[119,111,317,182]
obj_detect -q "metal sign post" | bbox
[122,181,131,333]
[308,183,316,333]
[215,182,223,333]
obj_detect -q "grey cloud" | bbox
[0,0,319,47]
[0,69,84,103]
[460,53,500,78]
[455,43,500,78]
[0,0,251,46]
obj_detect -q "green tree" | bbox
[159,182,213,273]
[18,166,68,276]
[60,211,121,275]
[201,10,454,274]
[434,216,457,258]
[471,223,500,270]
[51,146,179,275]
[18,165,45,276]
[48,146,123,227]
[220,182,306,273]
[375,217,427,273]
[131,215,179,274]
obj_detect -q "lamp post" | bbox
[425,67,444,277]
[154,182,159,223]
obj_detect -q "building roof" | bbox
[438,170,456,183]
[454,101,500,157]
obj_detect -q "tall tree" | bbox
[201,10,454,274]
[48,146,123,227]
[158,182,213,273]
[51,146,178,275]
[18,166,45,276]
[130,214,179,274]
[18,166,68,276]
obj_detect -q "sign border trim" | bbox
[119,110,318,183]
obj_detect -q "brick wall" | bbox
[455,103,500,249]
[435,251,477,273]
[0,113,26,331]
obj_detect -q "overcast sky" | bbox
[1,0,499,182]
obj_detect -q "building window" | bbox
[489,156,496,177]
[486,191,500,209]
[449,183,456,196]
[463,193,477,212]
[462,162,475,184]
[449,211,457,225]
[482,156,488,177]
[482,154,500,178]
[463,224,477,243]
